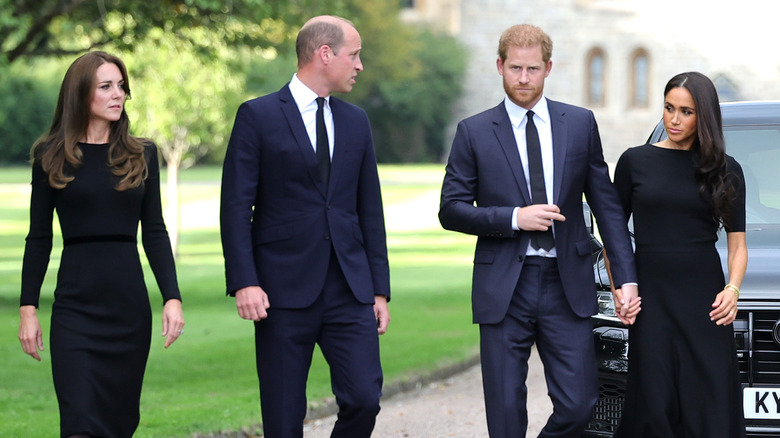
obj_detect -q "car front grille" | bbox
[589,381,625,434]
[735,310,780,385]
[586,309,780,436]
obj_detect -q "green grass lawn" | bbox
[0,164,479,437]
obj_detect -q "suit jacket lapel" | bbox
[279,85,328,197]
[493,104,532,205]
[548,99,568,204]
[329,98,347,193]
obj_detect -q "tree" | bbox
[0,59,63,162]
[125,28,245,255]
[243,0,467,162]
[358,28,466,162]
[342,0,466,162]
[0,0,342,66]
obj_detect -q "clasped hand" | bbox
[612,284,641,325]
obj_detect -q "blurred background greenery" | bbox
[0,165,479,437]
[0,0,466,166]
[1,2,473,436]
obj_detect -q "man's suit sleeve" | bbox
[355,110,391,299]
[220,101,262,296]
[439,119,516,238]
[581,112,637,286]
[613,150,633,221]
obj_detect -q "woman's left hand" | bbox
[710,288,738,326]
[162,299,185,348]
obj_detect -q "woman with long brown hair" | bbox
[612,71,747,437]
[18,51,184,438]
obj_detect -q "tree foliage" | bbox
[357,28,466,162]
[123,28,246,253]
[244,0,467,163]
[0,0,342,66]
[126,28,245,169]
[0,59,63,162]
[1,0,467,165]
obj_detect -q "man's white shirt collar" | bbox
[289,73,329,109]
[289,74,333,156]
[504,96,549,128]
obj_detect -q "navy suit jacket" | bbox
[220,84,390,308]
[439,99,636,324]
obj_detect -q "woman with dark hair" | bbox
[611,71,747,437]
[18,51,184,438]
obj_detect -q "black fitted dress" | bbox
[21,142,180,438]
[612,144,746,438]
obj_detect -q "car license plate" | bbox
[744,388,780,419]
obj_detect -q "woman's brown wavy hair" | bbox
[664,71,735,228]
[31,51,147,191]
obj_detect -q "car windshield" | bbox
[717,124,780,248]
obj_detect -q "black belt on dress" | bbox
[63,234,137,246]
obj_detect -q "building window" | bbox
[586,48,606,107]
[630,49,649,108]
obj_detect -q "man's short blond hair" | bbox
[296,16,355,67]
[498,24,553,63]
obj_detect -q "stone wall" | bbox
[408,0,780,163]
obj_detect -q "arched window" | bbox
[586,48,606,107]
[630,49,650,108]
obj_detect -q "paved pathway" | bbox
[303,347,553,437]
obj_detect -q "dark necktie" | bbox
[316,97,330,189]
[526,110,554,251]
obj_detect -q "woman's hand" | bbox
[162,299,185,348]
[612,286,641,325]
[711,288,738,326]
[19,305,44,361]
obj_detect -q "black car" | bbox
[584,101,780,437]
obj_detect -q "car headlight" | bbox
[596,289,617,318]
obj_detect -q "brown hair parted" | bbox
[664,71,735,227]
[498,24,553,63]
[295,16,354,67]
[32,51,147,191]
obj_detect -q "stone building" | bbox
[402,0,780,162]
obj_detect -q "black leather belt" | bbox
[63,234,136,246]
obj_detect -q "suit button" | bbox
[517,255,525,262]
[324,234,331,240]
[326,205,331,210]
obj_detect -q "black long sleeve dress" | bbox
[613,144,746,438]
[21,142,181,438]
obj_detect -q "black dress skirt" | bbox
[612,144,746,438]
[21,142,180,437]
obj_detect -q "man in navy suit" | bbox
[220,15,390,438]
[439,24,638,437]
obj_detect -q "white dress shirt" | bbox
[288,74,333,159]
[506,96,557,257]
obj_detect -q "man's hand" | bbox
[516,204,566,231]
[374,295,390,335]
[235,286,270,321]
[613,284,641,325]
